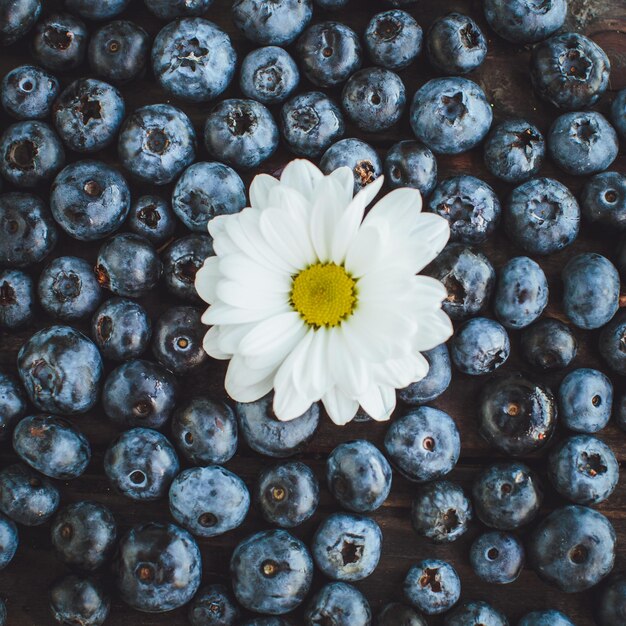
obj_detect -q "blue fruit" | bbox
[145,0,213,19]
[163,235,214,302]
[50,160,130,241]
[504,177,580,255]
[411,480,472,543]
[470,531,524,585]
[241,619,289,626]
[314,0,348,7]
[581,171,626,230]
[104,427,179,501]
[304,582,371,626]
[598,574,626,626]
[188,584,241,626]
[114,522,202,612]
[398,345,451,405]
[50,576,109,626]
[518,610,575,626]
[0,514,18,570]
[0,373,26,441]
[18,325,103,414]
[404,559,460,615]
[0,599,4,625]
[0,65,59,120]
[65,0,129,20]
[0,0,41,45]
[127,195,176,245]
[451,317,510,376]
[484,0,567,43]
[559,368,613,433]
[385,140,437,196]
[365,10,422,71]
[240,46,300,105]
[51,501,117,571]
[327,440,392,513]
[612,88,626,140]
[378,603,426,626]
[320,138,382,193]
[32,13,88,72]
[231,529,313,615]
[0,269,34,329]
[118,104,196,185]
[599,311,626,375]
[410,78,492,155]
[618,394,626,432]
[521,318,577,371]
[444,601,508,626]
[102,359,177,430]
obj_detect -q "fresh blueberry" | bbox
[304,582,371,626]
[444,601,508,626]
[617,236,626,277]
[113,522,202,612]
[65,0,129,20]
[404,559,460,615]
[51,501,116,571]
[127,195,176,245]
[240,46,299,105]
[280,91,345,158]
[188,584,241,626]
[531,33,610,110]
[518,610,575,626]
[365,10,422,71]
[598,574,626,626]
[559,368,613,433]
[470,531,524,585]
[163,235,214,302]
[0,463,60,526]
[0,514,18,570]
[0,599,4,625]
[530,505,616,593]
[398,345,451,405]
[92,297,151,361]
[0,269,35,329]
[297,21,362,88]
[327,440,392,513]
[385,140,437,196]
[96,233,162,297]
[451,317,510,376]
[581,171,626,230]
[504,177,580,255]
[484,0,567,43]
[152,18,236,103]
[31,13,88,72]
[145,0,213,19]
[599,310,626,375]
[241,619,289,626]
[521,318,577,371]
[410,77,492,155]
[473,462,542,530]
[50,160,130,241]
[102,359,177,430]
[172,396,238,465]
[314,0,348,8]
[172,162,246,233]
[378,603,426,626]
[104,427,179,500]
[231,529,313,615]
[411,480,472,543]
[0,0,41,45]
[256,461,319,528]
[17,325,103,414]
[320,138,382,194]
[0,372,26,441]
[612,88,626,140]
[118,104,196,185]
[479,373,556,455]
[484,120,545,183]
[50,575,109,626]
[0,65,59,120]
[619,394,626,432]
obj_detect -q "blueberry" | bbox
[599,310,626,375]
[320,138,382,194]
[411,480,472,543]
[50,160,130,241]
[236,392,319,457]
[619,394,626,433]
[598,574,626,626]
[612,88,626,140]
[426,13,487,75]
[0,514,18,570]
[152,18,236,103]
[241,619,290,626]
[365,10,422,71]
[51,501,117,571]
[521,318,577,371]
[0,599,4,626]
[531,33,610,110]
[0,269,35,329]
[404,559,460,615]
[444,601,508,626]
[484,120,545,183]
[504,177,580,255]
[31,13,88,72]
[256,461,319,528]
[385,140,437,196]
[172,162,246,232]
[304,582,371,626]
[18,325,103,414]
[378,603,426,626]
[451,317,510,375]
[581,171,626,229]
[0,463,60,526]
[96,233,162,297]
[50,576,109,626]
[172,396,238,465]
[163,235,214,302]
[314,0,348,8]
[617,236,626,277]
[479,373,556,455]
[470,531,524,585]
[91,297,152,361]
[559,368,613,433]
[0,65,59,120]
[410,77,492,155]
[327,440,392,513]
[240,46,299,105]
[127,195,176,245]
[530,505,615,593]
[232,0,312,46]
[102,359,177,430]
[104,427,179,500]
[188,584,241,626]
[280,91,345,158]
[424,243,495,320]
[342,67,406,132]
[113,522,202,612]
[398,345,451,406]
[0,121,64,189]
[65,0,129,20]
[518,610,575,626]
[231,529,313,614]
[0,0,41,45]
[118,104,196,185]
[145,0,213,19]
[484,0,566,43]
[0,372,26,441]
[297,22,362,88]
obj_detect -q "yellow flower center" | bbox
[290,263,357,328]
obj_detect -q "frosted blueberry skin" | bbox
[451,317,510,376]
[0,463,60,526]
[231,529,313,615]
[365,10,422,71]
[0,0,41,46]
[240,46,300,105]
[404,559,460,615]
[113,522,201,613]
[49,575,110,626]
[0,65,59,120]
[378,603,426,626]
[484,0,567,43]
[531,32,611,110]
[445,601,508,626]
[320,138,382,194]
[0,269,35,329]
[188,584,241,626]
[581,171,626,230]
[529,505,616,593]
[0,373,26,443]
[304,583,371,625]
[410,78,492,155]
[612,88,626,140]
[521,318,577,371]
[241,619,290,626]
[398,344,451,405]
[0,514,18,570]
[518,610,575,626]
[411,480,472,543]
[599,311,626,375]
[127,195,175,245]
[118,104,196,185]
[470,531,524,585]
[66,0,129,20]
[50,501,117,571]
[559,368,613,434]
[17,325,103,414]
[598,574,626,626]
[152,18,236,103]
[314,0,348,8]
[31,13,88,72]
[0,121,65,189]
[385,140,437,196]
[163,235,214,302]
[145,0,213,20]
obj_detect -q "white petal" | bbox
[280,160,323,201]
[243,320,308,371]
[358,384,396,422]
[412,309,454,351]
[309,176,348,263]
[216,279,287,311]
[217,322,259,355]
[328,166,355,205]
[343,221,387,277]
[297,328,331,400]
[202,326,230,360]
[208,215,239,256]
[411,275,449,307]
[329,328,370,398]
[363,187,423,227]
[239,312,304,357]
[249,174,278,210]
[373,352,430,389]
[219,254,292,293]
[202,300,288,325]
[195,256,220,305]
[225,355,276,402]
[323,386,359,426]
[273,386,317,422]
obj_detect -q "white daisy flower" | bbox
[195,159,453,426]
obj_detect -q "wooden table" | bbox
[1,0,625,623]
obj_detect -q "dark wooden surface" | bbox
[1,0,626,624]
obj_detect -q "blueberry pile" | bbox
[0,0,625,624]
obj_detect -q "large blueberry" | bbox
[612,88,626,140]
[518,610,575,626]
[484,0,567,43]
[50,575,109,626]
[0,269,35,329]
[127,195,176,245]
[599,310,626,375]
[0,0,41,46]
[450,317,510,375]
[0,514,18,570]
[163,235,214,302]
[0,65,59,120]
[320,138,382,194]
[145,0,213,19]
[398,345,451,405]
[66,0,129,20]
[581,171,626,230]
[444,601,508,626]
[558,368,613,433]
[31,13,88,72]
[404,559,460,615]
[521,318,577,371]
[240,46,300,105]
[470,531,524,585]
[365,10,422,71]
[304,582,371,626]
[378,603,426,626]
[188,584,241,626]
[598,574,626,626]
[0,373,26,441]
[385,140,437,196]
